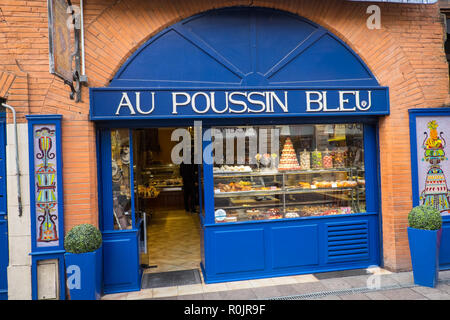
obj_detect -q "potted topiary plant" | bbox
[407,205,443,288]
[64,224,103,300]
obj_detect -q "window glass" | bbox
[212,124,366,223]
[111,129,132,229]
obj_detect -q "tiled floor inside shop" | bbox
[142,209,201,274]
[101,209,450,300]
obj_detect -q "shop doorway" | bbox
[107,127,203,288]
[132,128,201,275]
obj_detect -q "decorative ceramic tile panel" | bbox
[33,124,59,247]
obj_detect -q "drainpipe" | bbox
[79,0,87,83]
[1,103,22,217]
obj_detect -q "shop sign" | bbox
[48,0,73,82]
[90,87,389,120]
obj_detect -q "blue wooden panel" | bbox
[183,9,254,75]
[0,113,7,300]
[271,225,319,269]
[116,30,242,85]
[255,11,318,76]
[102,231,141,293]
[213,228,265,274]
[0,219,7,300]
[269,34,373,84]
[439,220,450,268]
[110,7,379,88]
[202,213,379,283]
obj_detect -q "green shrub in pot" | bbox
[64,224,102,254]
[408,205,442,231]
[407,205,443,288]
[64,224,103,299]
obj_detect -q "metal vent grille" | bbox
[268,283,414,300]
[327,221,369,263]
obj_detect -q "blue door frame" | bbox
[93,7,386,291]
[409,109,450,270]
[0,112,8,300]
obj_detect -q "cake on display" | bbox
[278,137,301,171]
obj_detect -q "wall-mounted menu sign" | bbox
[90,87,389,120]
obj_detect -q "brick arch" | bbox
[44,0,430,115]
[41,0,447,270]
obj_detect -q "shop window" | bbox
[111,129,132,230]
[212,123,366,223]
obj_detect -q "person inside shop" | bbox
[180,154,198,214]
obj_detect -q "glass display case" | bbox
[137,164,183,194]
[212,124,366,223]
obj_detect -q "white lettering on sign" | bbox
[135,92,155,114]
[114,90,374,116]
[306,91,324,112]
[191,92,211,114]
[247,92,265,113]
[356,90,372,110]
[172,92,191,114]
[339,91,357,111]
[228,92,248,113]
[116,92,156,115]
[306,90,373,112]
[116,92,136,115]
[170,91,289,115]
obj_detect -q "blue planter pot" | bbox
[65,247,103,300]
[407,227,442,288]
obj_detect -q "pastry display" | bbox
[298,182,311,189]
[333,149,346,168]
[246,208,261,216]
[137,185,160,198]
[299,205,353,217]
[215,181,281,193]
[278,137,302,171]
[266,208,283,219]
[150,178,182,187]
[313,181,333,188]
[215,181,252,192]
[285,212,300,218]
[311,149,322,169]
[337,180,358,187]
[246,209,267,220]
[322,149,333,169]
[212,127,366,223]
[299,149,310,170]
[308,180,358,189]
[214,165,252,173]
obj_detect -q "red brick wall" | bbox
[0,0,448,271]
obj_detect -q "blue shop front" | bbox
[90,7,388,294]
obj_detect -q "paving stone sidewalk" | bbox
[144,270,450,300]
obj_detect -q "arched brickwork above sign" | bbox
[110,7,379,88]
